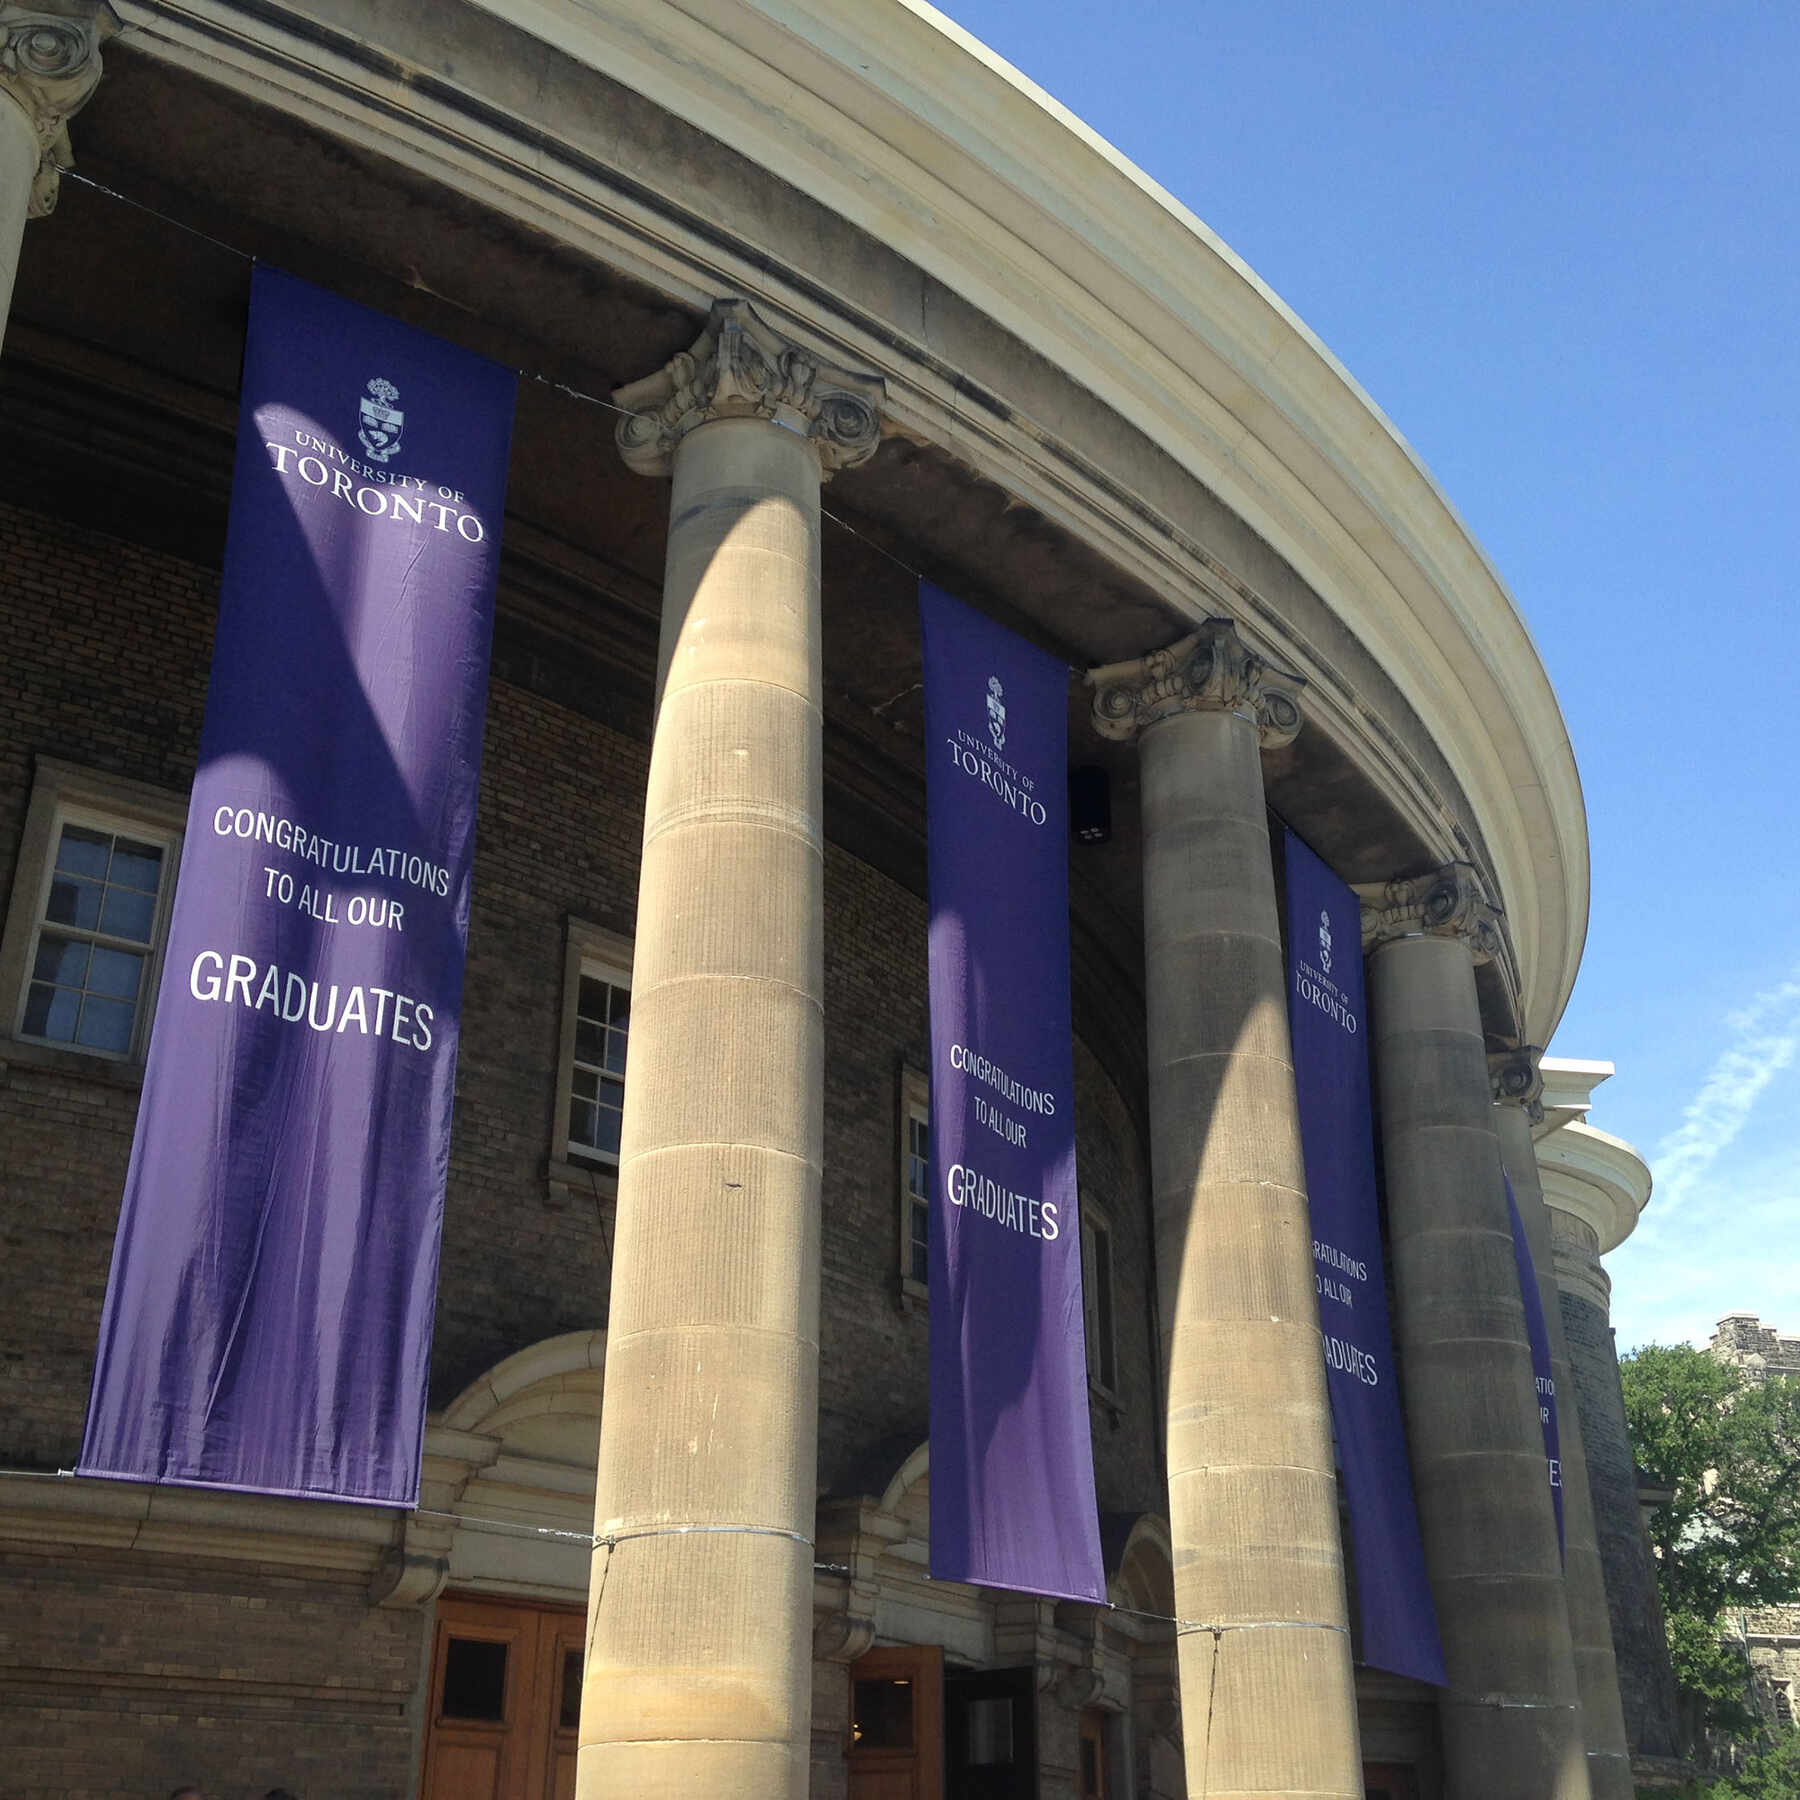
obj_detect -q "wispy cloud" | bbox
[1650,975,1800,1214]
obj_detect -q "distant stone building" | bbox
[1711,1314,1800,1386]
[1709,1317,1800,1737]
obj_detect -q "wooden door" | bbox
[848,1644,944,1800]
[419,1594,587,1800]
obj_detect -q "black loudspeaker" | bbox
[1068,765,1111,844]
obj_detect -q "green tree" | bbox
[1700,1726,1800,1799]
[1619,1344,1800,1741]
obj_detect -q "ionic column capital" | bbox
[1086,617,1305,747]
[1357,861,1504,962]
[0,1,119,218]
[1489,1045,1546,1124]
[612,297,884,478]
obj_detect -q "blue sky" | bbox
[933,0,1800,1350]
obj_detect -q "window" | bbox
[1081,1202,1118,1395]
[0,758,186,1065]
[898,1066,930,1306]
[549,918,633,1191]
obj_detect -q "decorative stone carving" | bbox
[810,1607,877,1664]
[0,2,119,218]
[1358,860,1505,962]
[1086,617,1305,748]
[613,296,884,478]
[1489,1045,1545,1124]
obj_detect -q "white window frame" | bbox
[1081,1197,1120,1401]
[547,916,634,1196]
[898,1065,931,1309]
[0,757,187,1068]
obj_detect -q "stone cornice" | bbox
[613,296,884,478]
[1359,861,1505,962]
[0,1,119,216]
[0,1469,398,1575]
[1087,618,1304,747]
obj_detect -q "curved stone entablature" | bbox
[613,296,884,477]
[1539,1121,1652,1262]
[84,0,1581,1039]
[1087,617,1305,748]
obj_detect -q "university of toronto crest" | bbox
[1318,908,1333,974]
[987,675,1006,751]
[357,377,404,463]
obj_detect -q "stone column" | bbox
[1090,622,1362,1800]
[581,300,882,1800]
[0,4,119,342]
[1492,1049,1634,1800]
[1362,868,1590,1800]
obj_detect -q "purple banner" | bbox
[79,266,514,1505]
[1284,830,1445,1684]
[1505,1174,1565,1561]
[920,581,1103,1601]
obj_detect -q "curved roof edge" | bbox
[1539,1119,1652,1257]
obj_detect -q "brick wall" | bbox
[0,1547,426,1800]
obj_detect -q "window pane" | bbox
[967,1696,1014,1765]
[87,946,144,1001]
[603,1023,627,1075]
[852,1678,914,1750]
[607,985,630,1029]
[575,1017,605,1062]
[33,935,90,986]
[441,1637,508,1721]
[109,840,164,892]
[77,996,134,1053]
[46,874,102,929]
[54,826,111,879]
[99,886,156,943]
[559,1648,583,1732]
[570,1100,598,1147]
[571,1067,598,1100]
[594,1101,622,1159]
[23,982,79,1041]
[578,976,609,1021]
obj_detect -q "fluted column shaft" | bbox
[0,3,119,346]
[582,302,881,1800]
[1092,624,1360,1800]
[1365,880,1589,1800]
[1493,1062,1634,1800]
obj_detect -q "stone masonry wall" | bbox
[1559,1284,1682,1760]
